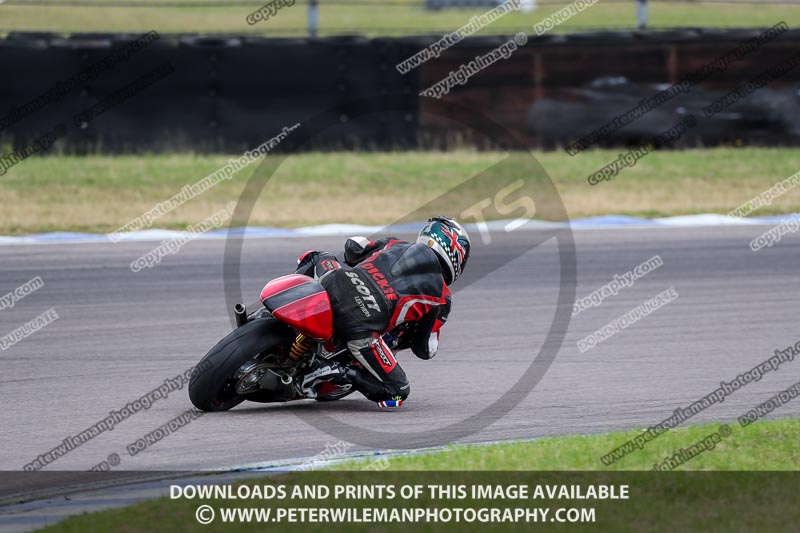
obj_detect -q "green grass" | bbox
[36,419,800,533]
[330,418,800,471]
[2,147,800,235]
[1,1,798,36]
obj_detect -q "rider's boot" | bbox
[300,359,348,399]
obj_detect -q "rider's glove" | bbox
[343,236,374,267]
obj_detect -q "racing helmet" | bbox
[417,216,471,285]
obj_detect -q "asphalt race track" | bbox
[1,225,799,474]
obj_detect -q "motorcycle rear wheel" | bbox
[189,316,295,412]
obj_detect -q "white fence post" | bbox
[637,0,648,30]
[309,0,319,37]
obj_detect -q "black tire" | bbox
[189,316,295,412]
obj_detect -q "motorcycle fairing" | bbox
[260,274,334,341]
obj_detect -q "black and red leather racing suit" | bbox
[295,236,451,406]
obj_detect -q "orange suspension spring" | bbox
[288,334,313,361]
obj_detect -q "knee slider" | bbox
[386,379,410,402]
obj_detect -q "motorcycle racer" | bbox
[294,216,471,408]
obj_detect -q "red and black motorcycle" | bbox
[189,273,414,411]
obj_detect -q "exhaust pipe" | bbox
[234,303,248,328]
[280,374,293,386]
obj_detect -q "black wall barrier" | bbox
[0,33,420,153]
[1,28,799,153]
